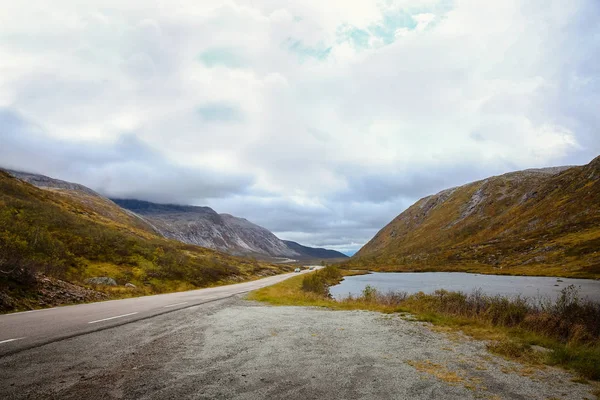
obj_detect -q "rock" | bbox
[85,277,117,286]
[125,283,136,288]
[531,345,552,354]
[522,256,546,265]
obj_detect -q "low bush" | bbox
[391,285,600,347]
[301,266,342,296]
[346,285,600,380]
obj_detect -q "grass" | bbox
[249,267,600,382]
[405,360,465,384]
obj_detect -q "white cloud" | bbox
[0,0,598,252]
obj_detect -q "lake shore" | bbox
[330,271,600,302]
[249,267,600,382]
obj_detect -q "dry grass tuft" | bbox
[405,360,465,385]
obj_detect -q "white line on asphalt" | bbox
[88,312,138,324]
[0,337,25,344]
[163,302,188,308]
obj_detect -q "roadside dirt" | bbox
[0,271,107,313]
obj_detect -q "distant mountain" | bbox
[112,199,299,258]
[112,199,347,260]
[282,240,348,260]
[349,157,600,278]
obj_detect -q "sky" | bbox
[0,0,599,255]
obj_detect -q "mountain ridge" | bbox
[111,198,300,258]
[282,240,348,260]
[349,158,600,278]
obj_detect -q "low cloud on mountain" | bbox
[1,0,599,253]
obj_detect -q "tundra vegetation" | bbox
[249,267,600,381]
[0,171,290,312]
[345,157,600,280]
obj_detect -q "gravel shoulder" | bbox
[1,296,596,400]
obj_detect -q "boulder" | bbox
[85,277,117,286]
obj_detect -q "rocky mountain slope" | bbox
[112,199,346,260]
[283,240,348,260]
[348,156,600,278]
[111,199,299,258]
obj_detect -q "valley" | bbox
[2,3,598,398]
[2,158,600,397]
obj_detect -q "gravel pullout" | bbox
[0,297,595,399]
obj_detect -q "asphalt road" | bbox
[1,296,594,400]
[0,270,312,356]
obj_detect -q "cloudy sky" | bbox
[1,0,598,254]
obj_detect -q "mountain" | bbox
[111,199,300,259]
[349,157,600,278]
[4,169,158,235]
[0,170,291,312]
[4,170,345,261]
[282,240,348,260]
[5,169,101,196]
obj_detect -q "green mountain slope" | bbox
[347,156,600,278]
[0,171,290,312]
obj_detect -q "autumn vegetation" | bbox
[0,171,290,312]
[344,157,600,279]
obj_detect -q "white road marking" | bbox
[0,337,25,344]
[163,302,188,308]
[88,312,138,324]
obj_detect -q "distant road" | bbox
[0,269,312,356]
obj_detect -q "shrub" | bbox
[301,266,342,296]
[362,285,377,301]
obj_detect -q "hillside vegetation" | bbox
[347,157,600,278]
[0,171,290,312]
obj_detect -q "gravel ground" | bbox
[0,296,596,400]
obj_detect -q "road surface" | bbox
[1,268,596,400]
[0,270,311,356]
[1,296,595,400]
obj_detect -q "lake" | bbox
[329,272,600,302]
